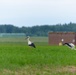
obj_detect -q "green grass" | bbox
[0,37,76,74]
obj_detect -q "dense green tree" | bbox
[0,23,76,36]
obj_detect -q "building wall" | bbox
[48,32,76,45]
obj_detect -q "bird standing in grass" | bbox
[63,43,76,50]
[26,36,36,48]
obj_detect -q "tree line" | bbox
[0,22,76,36]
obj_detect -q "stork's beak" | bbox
[25,36,30,40]
[25,37,28,40]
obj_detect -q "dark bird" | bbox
[63,43,76,50]
[26,36,36,48]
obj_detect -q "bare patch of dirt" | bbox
[0,66,76,75]
[56,66,76,73]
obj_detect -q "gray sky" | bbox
[0,0,76,27]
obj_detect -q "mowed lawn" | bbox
[0,37,76,75]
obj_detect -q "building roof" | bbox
[49,32,75,34]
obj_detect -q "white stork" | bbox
[63,43,76,50]
[26,36,36,48]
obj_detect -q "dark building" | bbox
[48,32,76,45]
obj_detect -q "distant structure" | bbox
[48,32,76,45]
[0,33,26,37]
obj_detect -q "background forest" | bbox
[0,22,76,36]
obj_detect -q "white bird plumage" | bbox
[63,43,76,50]
[26,36,36,48]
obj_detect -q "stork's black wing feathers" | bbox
[63,43,72,47]
[29,43,36,48]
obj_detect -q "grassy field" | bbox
[0,37,76,75]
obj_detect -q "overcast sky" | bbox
[0,0,76,27]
